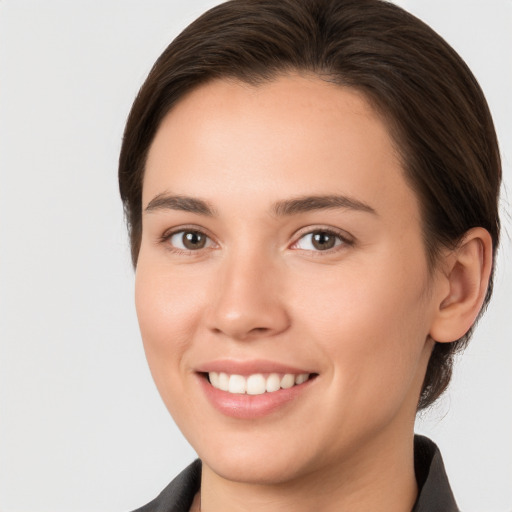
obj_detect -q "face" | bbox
[136,75,440,485]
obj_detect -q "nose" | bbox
[205,251,290,341]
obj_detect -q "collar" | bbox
[412,435,460,511]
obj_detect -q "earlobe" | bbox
[429,228,493,343]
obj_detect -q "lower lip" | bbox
[198,374,316,419]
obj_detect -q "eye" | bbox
[167,230,214,251]
[293,229,348,251]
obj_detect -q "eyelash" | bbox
[159,226,353,256]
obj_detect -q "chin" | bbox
[205,449,308,485]
[192,427,317,485]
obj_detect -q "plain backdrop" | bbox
[0,1,511,511]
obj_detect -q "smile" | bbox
[208,372,311,395]
[197,362,318,419]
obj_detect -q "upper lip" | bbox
[195,359,314,376]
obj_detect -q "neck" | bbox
[199,428,418,512]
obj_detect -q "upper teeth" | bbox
[209,372,310,395]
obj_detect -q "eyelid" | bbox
[160,224,213,240]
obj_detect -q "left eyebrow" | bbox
[271,195,377,216]
[144,193,218,216]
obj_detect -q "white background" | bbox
[0,1,511,511]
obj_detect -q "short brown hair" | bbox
[119,0,501,409]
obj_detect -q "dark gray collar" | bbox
[131,459,201,512]
[412,435,459,511]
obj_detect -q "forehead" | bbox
[143,75,419,225]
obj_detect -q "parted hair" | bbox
[119,0,501,410]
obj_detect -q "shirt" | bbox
[131,435,459,512]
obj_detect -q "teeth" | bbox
[218,372,229,392]
[295,373,309,385]
[228,374,246,394]
[280,373,295,389]
[247,374,266,395]
[266,373,281,393]
[208,372,310,395]
[209,371,220,388]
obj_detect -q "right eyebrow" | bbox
[272,194,378,217]
[144,193,217,216]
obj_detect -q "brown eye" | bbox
[169,230,211,250]
[311,232,336,250]
[294,230,346,251]
[183,231,206,249]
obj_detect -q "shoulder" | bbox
[130,459,201,512]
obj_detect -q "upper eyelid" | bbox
[161,224,215,240]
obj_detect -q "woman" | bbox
[118,1,501,510]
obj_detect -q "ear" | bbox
[429,227,493,343]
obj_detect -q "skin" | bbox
[135,75,491,511]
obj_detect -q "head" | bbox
[119,0,501,487]
[119,0,501,413]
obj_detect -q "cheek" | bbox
[134,255,205,389]
[291,252,431,408]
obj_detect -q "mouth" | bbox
[196,360,318,418]
[205,371,315,395]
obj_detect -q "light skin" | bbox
[135,75,492,512]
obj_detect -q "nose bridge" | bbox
[206,241,289,340]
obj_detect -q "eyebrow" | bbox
[272,194,377,217]
[145,193,217,216]
[144,193,377,217]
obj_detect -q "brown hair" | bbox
[118,0,501,409]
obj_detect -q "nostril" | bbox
[251,327,270,334]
